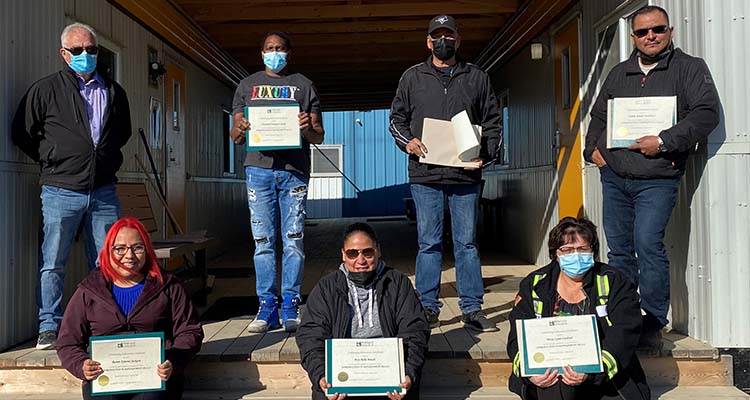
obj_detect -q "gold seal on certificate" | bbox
[89,332,165,396]
[606,95,677,148]
[244,103,301,151]
[516,315,604,377]
[325,338,406,397]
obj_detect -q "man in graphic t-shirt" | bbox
[231,31,324,333]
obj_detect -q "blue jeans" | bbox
[38,183,121,333]
[600,166,680,330]
[245,166,308,299]
[411,183,483,314]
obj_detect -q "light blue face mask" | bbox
[68,52,97,74]
[263,51,288,73]
[558,252,595,279]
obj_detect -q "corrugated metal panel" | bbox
[483,167,559,265]
[653,0,750,347]
[321,110,409,217]
[308,177,343,218]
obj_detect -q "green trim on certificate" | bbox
[89,332,166,396]
[324,339,404,396]
[244,103,301,152]
[520,316,603,375]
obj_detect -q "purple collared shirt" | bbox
[76,73,108,147]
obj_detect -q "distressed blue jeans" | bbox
[245,166,308,299]
[600,165,680,330]
[38,183,121,333]
[411,183,483,314]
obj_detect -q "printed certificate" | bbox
[244,103,301,151]
[517,315,603,376]
[90,332,165,396]
[325,337,406,397]
[607,96,677,148]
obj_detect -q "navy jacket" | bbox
[584,48,719,178]
[12,67,132,190]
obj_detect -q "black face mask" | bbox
[431,38,456,61]
[637,42,674,63]
[348,269,377,288]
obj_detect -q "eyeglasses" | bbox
[64,46,99,56]
[343,248,377,260]
[112,244,147,256]
[632,25,669,38]
[557,245,593,255]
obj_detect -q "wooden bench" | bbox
[116,182,219,303]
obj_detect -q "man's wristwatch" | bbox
[657,136,667,152]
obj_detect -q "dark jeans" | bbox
[82,375,184,400]
[600,166,680,330]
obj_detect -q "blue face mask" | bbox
[68,52,97,75]
[263,51,287,73]
[558,252,595,279]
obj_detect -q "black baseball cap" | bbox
[428,15,457,35]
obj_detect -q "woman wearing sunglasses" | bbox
[297,223,429,400]
[56,217,203,400]
[507,217,649,400]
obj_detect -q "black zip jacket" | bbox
[507,262,650,400]
[297,266,429,400]
[12,67,132,191]
[389,57,501,184]
[584,48,719,179]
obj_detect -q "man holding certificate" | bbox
[583,5,719,349]
[297,223,429,400]
[507,218,649,400]
[56,218,203,399]
[230,31,324,334]
[388,15,501,332]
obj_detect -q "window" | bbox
[172,80,181,130]
[149,97,162,149]
[498,90,510,166]
[222,109,235,175]
[310,145,343,177]
[561,48,572,109]
[96,45,117,81]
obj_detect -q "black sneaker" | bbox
[36,330,57,350]
[425,308,440,329]
[462,311,499,332]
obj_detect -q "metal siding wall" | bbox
[316,110,409,218]
[483,168,558,265]
[653,0,750,346]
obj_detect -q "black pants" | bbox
[82,375,184,400]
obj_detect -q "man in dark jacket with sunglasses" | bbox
[11,22,132,351]
[389,15,502,333]
[583,6,719,348]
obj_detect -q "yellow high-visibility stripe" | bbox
[601,350,618,379]
[532,274,546,317]
[513,353,521,376]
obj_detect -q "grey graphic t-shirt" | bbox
[232,71,322,176]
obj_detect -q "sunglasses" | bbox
[632,25,669,38]
[343,248,376,260]
[64,45,99,56]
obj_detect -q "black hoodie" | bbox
[12,67,132,190]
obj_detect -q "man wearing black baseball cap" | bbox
[389,15,502,333]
